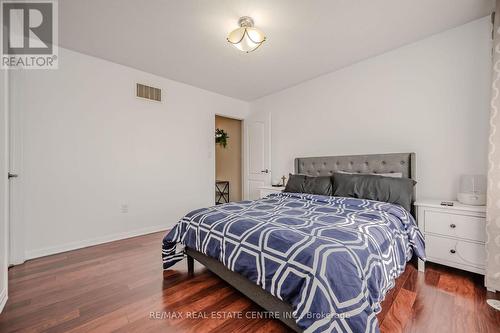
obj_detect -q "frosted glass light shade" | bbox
[457,174,486,206]
[227,17,266,53]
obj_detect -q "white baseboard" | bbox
[25,224,173,260]
[0,287,7,314]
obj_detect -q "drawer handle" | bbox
[450,249,456,254]
[450,224,456,229]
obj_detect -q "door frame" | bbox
[213,114,244,204]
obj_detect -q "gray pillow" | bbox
[284,174,306,193]
[303,175,333,196]
[332,172,416,212]
[284,174,333,196]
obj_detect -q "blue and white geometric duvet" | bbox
[162,192,425,333]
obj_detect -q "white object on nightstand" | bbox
[457,174,486,206]
[415,199,486,279]
[258,185,285,199]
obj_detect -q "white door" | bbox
[244,112,271,200]
[8,72,23,266]
[0,69,9,312]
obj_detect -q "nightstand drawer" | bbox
[426,235,485,269]
[424,210,485,242]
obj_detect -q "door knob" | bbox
[8,173,18,179]
[450,249,456,254]
[450,224,456,229]
[261,169,269,173]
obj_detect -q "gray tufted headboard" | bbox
[295,153,415,179]
[295,153,417,214]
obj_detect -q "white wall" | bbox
[10,47,249,259]
[250,17,492,201]
[0,69,9,312]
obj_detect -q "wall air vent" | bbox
[136,83,161,102]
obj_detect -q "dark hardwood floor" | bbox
[0,231,498,332]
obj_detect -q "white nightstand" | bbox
[415,199,486,277]
[258,185,285,199]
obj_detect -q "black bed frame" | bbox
[186,247,301,332]
[177,153,416,332]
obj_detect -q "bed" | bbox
[162,153,425,333]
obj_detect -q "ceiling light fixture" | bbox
[227,16,266,53]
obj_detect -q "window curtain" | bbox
[487,1,500,292]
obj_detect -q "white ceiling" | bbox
[59,0,494,101]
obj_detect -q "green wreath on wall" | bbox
[215,128,229,148]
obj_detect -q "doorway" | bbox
[215,115,242,204]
